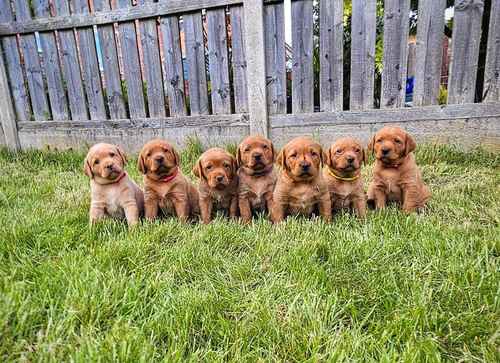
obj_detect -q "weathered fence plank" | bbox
[14,1,51,120]
[32,0,69,120]
[292,0,314,113]
[183,12,209,115]
[53,0,88,120]
[139,0,166,117]
[381,0,410,108]
[94,0,127,119]
[160,15,187,116]
[0,43,20,149]
[0,1,30,121]
[115,0,146,118]
[207,9,231,114]
[245,0,269,135]
[484,0,500,102]
[264,2,286,114]
[230,6,248,113]
[73,0,106,119]
[448,0,484,104]
[0,0,282,35]
[320,0,344,112]
[413,0,445,106]
[350,0,377,110]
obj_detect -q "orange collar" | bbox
[159,167,178,183]
[326,167,360,182]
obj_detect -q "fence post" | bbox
[244,0,269,137]
[0,52,20,151]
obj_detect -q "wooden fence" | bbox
[0,0,499,152]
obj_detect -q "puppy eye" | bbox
[206,165,212,170]
[109,152,115,157]
[376,139,382,143]
[223,163,230,169]
[290,153,297,158]
[147,152,151,157]
[163,147,168,152]
[94,159,100,165]
[244,147,250,152]
[354,148,360,153]
[394,139,402,144]
[311,152,318,157]
[262,144,268,149]
[336,149,342,154]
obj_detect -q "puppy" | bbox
[324,137,367,218]
[272,137,331,223]
[193,148,239,224]
[84,143,144,227]
[237,135,277,223]
[367,126,430,213]
[138,139,199,222]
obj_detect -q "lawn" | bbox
[0,142,498,362]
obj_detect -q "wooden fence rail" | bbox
[0,0,499,152]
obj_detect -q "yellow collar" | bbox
[326,167,360,182]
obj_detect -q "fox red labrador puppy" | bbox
[237,135,277,223]
[367,126,430,213]
[193,148,239,224]
[138,139,199,222]
[324,137,367,218]
[272,137,331,223]
[84,143,144,227]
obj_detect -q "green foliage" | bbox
[0,144,498,361]
[438,85,449,105]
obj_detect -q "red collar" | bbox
[159,167,178,183]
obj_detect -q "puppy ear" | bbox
[116,145,128,165]
[192,159,204,180]
[276,148,287,170]
[324,147,332,167]
[361,148,367,165]
[231,155,238,175]
[271,143,276,162]
[320,147,328,167]
[172,146,181,166]
[137,154,147,174]
[83,154,93,179]
[405,133,416,155]
[367,135,375,154]
[236,146,242,168]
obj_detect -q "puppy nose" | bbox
[253,153,262,160]
[106,164,114,170]
[382,148,390,155]
[155,155,164,162]
[300,162,310,170]
[346,156,354,163]
[216,175,224,182]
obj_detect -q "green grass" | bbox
[0,143,498,362]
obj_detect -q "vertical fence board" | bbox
[448,0,484,104]
[320,0,343,112]
[381,0,410,108]
[14,1,50,120]
[160,16,187,116]
[183,12,209,115]
[0,1,30,121]
[32,0,68,120]
[483,0,500,102]
[207,9,231,114]
[53,0,87,120]
[230,6,248,113]
[0,40,20,149]
[350,0,376,110]
[292,0,314,113]
[139,0,166,117]
[264,3,286,114]
[73,0,106,119]
[93,0,127,119]
[413,0,445,106]
[245,0,269,135]
[115,0,146,118]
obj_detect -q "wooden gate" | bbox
[0,0,499,151]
